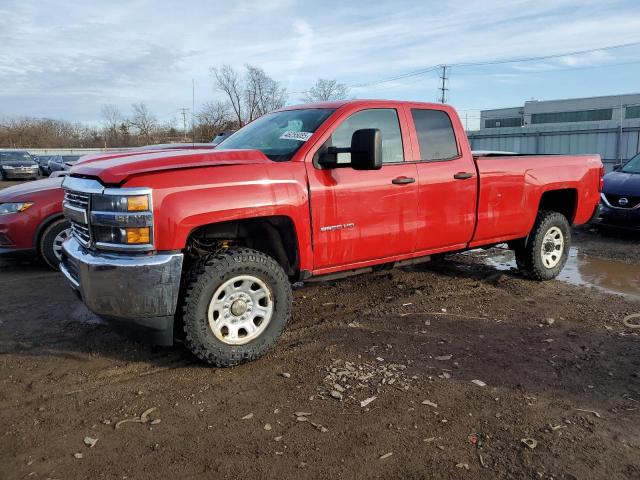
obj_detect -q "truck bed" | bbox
[470,154,603,247]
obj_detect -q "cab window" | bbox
[329,109,404,164]
[411,109,459,161]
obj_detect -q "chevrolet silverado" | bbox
[60,100,603,366]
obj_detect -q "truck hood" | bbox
[0,177,63,202]
[603,171,640,196]
[70,148,272,184]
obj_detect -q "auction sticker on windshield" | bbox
[280,131,313,141]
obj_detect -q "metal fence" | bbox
[467,119,640,171]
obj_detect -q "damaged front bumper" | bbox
[60,236,183,345]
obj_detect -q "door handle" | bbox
[392,176,416,185]
[453,172,474,180]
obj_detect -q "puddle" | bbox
[478,247,640,300]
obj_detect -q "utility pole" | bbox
[439,65,448,104]
[180,107,189,142]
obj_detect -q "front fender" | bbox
[124,163,314,271]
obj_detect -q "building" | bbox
[469,93,640,170]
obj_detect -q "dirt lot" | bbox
[0,222,639,479]
[1,178,639,479]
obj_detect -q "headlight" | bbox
[92,194,150,212]
[89,191,153,249]
[0,202,34,215]
[2,165,15,170]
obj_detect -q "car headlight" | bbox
[0,202,34,215]
[2,165,15,170]
[89,191,153,249]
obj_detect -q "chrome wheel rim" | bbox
[540,226,564,268]
[52,228,71,261]
[207,275,273,345]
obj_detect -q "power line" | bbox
[452,58,640,77]
[349,40,640,91]
[452,41,640,68]
[349,65,441,89]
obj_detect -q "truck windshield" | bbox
[622,153,640,174]
[217,108,335,161]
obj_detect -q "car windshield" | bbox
[62,155,80,163]
[622,153,640,174]
[217,108,335,161]
[0,151,35,164]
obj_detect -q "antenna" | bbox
[439,65,448,103]
[192,79,195,145]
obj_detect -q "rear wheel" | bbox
[182,248,292,366]
[514,211,570,280]
[39,219,71,270]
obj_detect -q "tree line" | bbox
[0,66,350,148]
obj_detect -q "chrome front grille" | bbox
[64,189,92,247]
[64,191,90,209]
[70,221,91,246]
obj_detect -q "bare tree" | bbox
[129,102,157,143]
[212,65,244,127]
[212,64,287,127]
[302,78,350,103]
[199,101,231,129]
[0,117,102,148]
[101,104,122,146]
[245,65,287,121]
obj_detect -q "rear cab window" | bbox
[411,109,459,161]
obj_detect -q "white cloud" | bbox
[1,0,640,123]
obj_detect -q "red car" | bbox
[0,144,218,269]
[0,177,67,268]
[59,99,604,366]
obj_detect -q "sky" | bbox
[2,0,640,129]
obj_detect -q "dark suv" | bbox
[0,151,39,180]
[600,153,640,229]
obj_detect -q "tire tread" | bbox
[516,210,570,281]
[182,247,292,367]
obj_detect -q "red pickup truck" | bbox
[60,100,603,366]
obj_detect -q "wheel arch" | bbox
[186,215,301,278]
[537,188,578,224]
[33,213,67,251]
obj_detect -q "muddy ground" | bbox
[1,178,639,479]
[0,222,638,479]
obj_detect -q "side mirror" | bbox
[350,128,382,170]
[613,164,622,171]
[317,128,382,170]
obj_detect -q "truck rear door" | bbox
[405,106,478,252]
[306,106,419,271]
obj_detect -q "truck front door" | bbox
[306,107,419,271]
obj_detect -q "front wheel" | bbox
[514,211,571,280]
[182,248,292,366]
[40,219,71,270]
